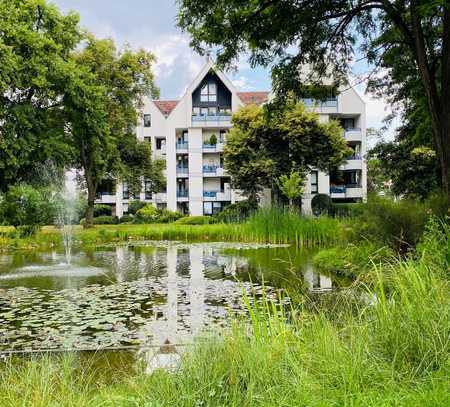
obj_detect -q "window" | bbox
[208,106,217,115]
[219,130,227,143]
[200,83,217,102]
[123,183,129,200]
[156,138,164,150]
[144,180,152,200]
[203,201,213,215]
[143,114,151,127]
[341,118,355,130]
[193,107,200,116]
[311,171,318,194]
[144,136,151,144]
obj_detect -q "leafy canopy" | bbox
[224,101,350,201]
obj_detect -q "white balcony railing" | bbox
[192,114,232,127]
[344,128,362,141]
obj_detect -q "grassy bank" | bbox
[0,220,448,406]
[0,208,345,251]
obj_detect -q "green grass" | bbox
[0,208,345,251]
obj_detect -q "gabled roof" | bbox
[237,91,269,106]
[153,100,179,117]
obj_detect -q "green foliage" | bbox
[118,214,134,224]
[225,103,350,202]
[313,242,394,279]
[213,200,257,223]
[276,169,305,209]
[311,193,332,216]
[209,133,217,145]
[134,205,183,224]
[0,185,59,233]
[175,216,212,225]
[330,202,365,218]
[93,205,112,217]
[93,216,118,225]
[352,196,429,254]
[0,0,81,190]
[127,200,146,215]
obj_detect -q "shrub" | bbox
[135,204,159,223]
[311,193,332,216]
[330,202,365,218]
[93,215,119,225]
[157,208,183,223]
[354,196,428,253]
[128,200,146,215]
[214,200,257,223]
[93,204,112,217]
[175,216,213,225]
[209,133,217,145]
[119,214,134,223]
[0,184,58,233]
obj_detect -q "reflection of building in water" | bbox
[189,246,205,336]
[115,246,127,283]
[304,263,332,292]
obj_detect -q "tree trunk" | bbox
[84,170,96,229]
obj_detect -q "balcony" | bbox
[203,165,226,177]
[95,192,116,204]
[192,113,232,127]
[202,143,224,153]
[330,185,363,199]
[340,155,363,171]
[176,166,189,177]
[301,98,338,112]
[203,190,231,201]
[176,142,188,151]
[344,128,362,142]
[155,192,167,203]
[177,190,189,201]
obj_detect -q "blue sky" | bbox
[51,0,394,136]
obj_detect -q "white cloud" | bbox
[232,75,254,90]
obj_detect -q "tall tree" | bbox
[0,0,80,191]
[64,37,161,227]
[178,0,450,202]
[224,102,350,202]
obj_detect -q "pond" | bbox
[0,242,338,356]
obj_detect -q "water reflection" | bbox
[0,242,338,352]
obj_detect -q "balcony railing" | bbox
[203,165,220,173]
[176,166,189,174]
[177,190,189,198]
[203,190,219,198]
[192,114,231,123]
[347,154,362,160]
[176,142,188,149]
[301,98,338,108]
[330,184,362,193]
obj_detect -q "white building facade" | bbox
[95,61,367,217]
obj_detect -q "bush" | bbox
[175,216,213,225]
[330,202,365,218]
[214,200,257,223]
[0,184,59,234]
[157,208,184,223]
[119,214,134,223]
[135,204,159,223]
[93,204,112,217]
[93,215,119,225]
[353,196,428,253]
[128,200,146,215]
[311,194,332,216]
[209,133,217,145]
[134,205,183,223]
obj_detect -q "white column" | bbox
[188,128,204,216]
[115,182,123,218]
[166,129,177,212]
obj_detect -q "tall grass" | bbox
[0,207,344,251]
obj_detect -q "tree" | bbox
[224,102,350,202]
[64,36,161,227]
[277,169,306,212]
[0,0,80,191]
[177,0,450,202]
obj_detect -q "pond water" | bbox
[0,242,337,355]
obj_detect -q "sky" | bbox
[51,0,395,137]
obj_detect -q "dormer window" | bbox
[200,83,217,102]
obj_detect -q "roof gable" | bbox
[237,92,269,106]
[153,100,179,118]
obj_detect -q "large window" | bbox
[200,83,217,102]
[311,171,318,194]
[144,180,152,200]
[123,183,129,200]
[143,114,151,127]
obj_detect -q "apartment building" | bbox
[95,60,367,216]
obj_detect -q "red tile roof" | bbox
[237,91,269,106]
[154,100,179,117]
